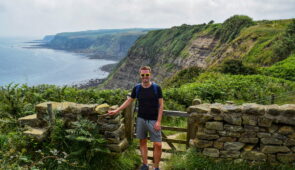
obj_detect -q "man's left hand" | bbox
[154,121,161,131]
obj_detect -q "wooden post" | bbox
[124,97,135,144]
[271,94,275,104]
[47,103,55,126]
[186,114,196,148]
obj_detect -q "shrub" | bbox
[274,19,295,60]
[216,15,254,43]
[219,59,257,75]
[260,53,295,81]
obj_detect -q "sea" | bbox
[0,37,117,87]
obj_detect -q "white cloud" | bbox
[0,0,294,37]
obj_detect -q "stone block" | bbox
[194,139,213,148]
[239,138,259,144]
[18,114,42,128]
[191,113,213,124]
[241,151,266,161]
[107,138,128,152]
[203,148,219,157]
[258,117,273,127]
[266,105,281,116]
[284,139,295,146]
[205,121,223,131]
[100,122,120,131]
[243,145,255,151]
[243,103,266,116]
[204,129,217,134]
[241,131,256,138]
[23,127,48,141]
[268,124,278,133]
[278,126,294,135]
[220,150,240,158]
[224,142,245,151]
[95,104,110,115]
[192,99,202,105]
[242,115,257,126]
[217,137,237,142]
[261,138,283,145]
[210,103,223,114]
[272,133,287,140]
[257,132,271,138]
[218,131,240,137]
[196,133,219,140]
[261,146,290,154]
[104,124,125,139]
[213,141,223,149]
[222,105,242,114]
[224,114,242,126]
[187,104,210,113]
[244,125,259,132]
[224,125,243,132]
[277,153,295,163]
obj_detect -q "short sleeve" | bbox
[157,86,163,99]
[131,86,136,99]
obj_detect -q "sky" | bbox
[0,0,294,38]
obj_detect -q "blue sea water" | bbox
[0,37,117,87]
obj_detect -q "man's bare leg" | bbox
[140,139,148,165]
[153,142,162,168]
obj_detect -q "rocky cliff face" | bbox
[102,18,292,89]
[102,27,219,89]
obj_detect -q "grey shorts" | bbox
[136,117,162,142]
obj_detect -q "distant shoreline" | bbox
[22,40,119,89]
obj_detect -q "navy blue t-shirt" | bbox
[131,84,163,120]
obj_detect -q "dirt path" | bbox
[136,132,186,170]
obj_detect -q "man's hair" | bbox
[139,66,151,73]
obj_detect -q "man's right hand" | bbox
[108,109,119,115]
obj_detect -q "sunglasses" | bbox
[140,73,150,77]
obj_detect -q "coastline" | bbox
[23,40,119,89]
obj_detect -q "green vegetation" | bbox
[273,19,295,60]
[218,59,257,75]
[134,23,207,58]
[260,53,295,81]
[215,15,255,43]
[162,67,203,88]
[47,28,154,60]
[2,16,295,169]
[164,148,295,170]
[165,72,295,106]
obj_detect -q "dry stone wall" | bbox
[19,102,128,153]
[187,103,295,163]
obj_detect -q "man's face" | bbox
[140,70,151,83]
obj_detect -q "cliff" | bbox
[102,16,294,89]
[44,28,157,60]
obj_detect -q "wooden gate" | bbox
[124,101,195,157]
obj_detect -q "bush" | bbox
[274,19,295,60]
[216,15,254,43]
[219,59,257,75]
[164,72,295,106]
[260,53,295,81]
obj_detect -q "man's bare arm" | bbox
[154,98,164,131]
[108,97,135,115]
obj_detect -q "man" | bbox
[108,66,163,170]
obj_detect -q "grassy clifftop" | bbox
[102,15,295,90]
[45,28,156,60]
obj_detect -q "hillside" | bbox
[102,16,295,89]
[44,28,157,60]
